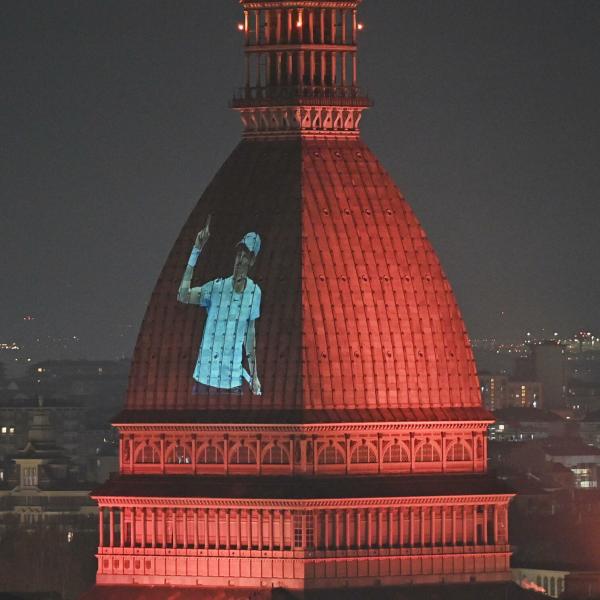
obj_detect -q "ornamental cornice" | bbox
[95,493,514,509]
[114,421,492,434]
[241,2,360,9]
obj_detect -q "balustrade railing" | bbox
[232,84,371,106]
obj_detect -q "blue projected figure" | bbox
[178,215,262,395]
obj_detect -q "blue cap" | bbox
[238,232,261,256]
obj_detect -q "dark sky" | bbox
[1,0,599,361]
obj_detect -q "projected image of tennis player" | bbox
[178,215,262,395]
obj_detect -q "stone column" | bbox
[120,509,125,548]
[109,507,115,547]
[141,507,146,548]
[130,507,136,548]
[493,504,499,544]
[483,505,488,545]
[98,507,104,548]
[203,509,208,549]
[151,508,156,549]
[226,509,231,550]
[452,506,457,546]
[399,507,404,547]
[183,509,188,548]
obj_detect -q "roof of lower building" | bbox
[493,407,564,423]
[113,406,493,425]
[92,473,512,500]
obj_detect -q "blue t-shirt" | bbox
[192,276,261,388]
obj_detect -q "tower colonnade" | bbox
[232,1,371,137]
[240,4,359,93]
[96,497,510,589]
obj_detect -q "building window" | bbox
[23,466,38,487]
[350,443,376,464]
[447,442,471,462]
[197,444,224,464]
[262,443,289,465]
[136,443,160,464]
[166,443,192,464]
[305,513,314,549]
[293,513,303,548]
[230,443,256,465]
[318,443,345,465]
[383,443,410,463]
[415,441,441,463]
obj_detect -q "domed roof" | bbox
[123,138,482,418]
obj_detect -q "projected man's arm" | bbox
[245,319,261,395]
[177,215,211,305]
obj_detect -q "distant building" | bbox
[479,374,542,411]
[531,342,567,409]
[512,567,569,598]
[580,408,600,448]
[567,379,600,413]
[489,407,565,442]
[479,373,509,410]
[564,572,600,599]
[542,437,600,489]
[0,396,85,468]
[0,398,95,525]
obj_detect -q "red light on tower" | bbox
[85,0,513,596]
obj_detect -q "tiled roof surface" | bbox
[93,473,511,500]
[125,138,481,416]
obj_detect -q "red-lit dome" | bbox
[89,3,511,595]
[124,138,481,415]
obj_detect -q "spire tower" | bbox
[232,0,370,138]
[84,1,514,597]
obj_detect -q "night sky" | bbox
[2,0,599,362]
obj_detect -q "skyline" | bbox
[2,0,599,360]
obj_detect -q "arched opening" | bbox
[350,442,377,464]
[317,443,345,465]
[230,443,257,465]
[197,444,224,465]
[135,443,160,464]
[415,441,441,463]
[262,443,290,465]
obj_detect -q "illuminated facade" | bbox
[87,0,512,594]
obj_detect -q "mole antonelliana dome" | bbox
[124,138,482,417]
[86,2,512,597]
[127,139,481,418]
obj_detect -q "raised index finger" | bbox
[205,214,212,231]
